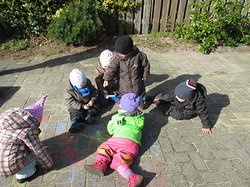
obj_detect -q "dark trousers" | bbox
[157,102,196,120]
[68,104,100,126]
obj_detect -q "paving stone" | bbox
[211,149,238,159]
[222,170,248,187]
[196,184,219,187]
[182,162,202,184]
[194,143,215,161]
[206,159,233,170]
[244,180,250,187]
[189,152,208,171]
[229,159,250,181]
[1,49,250,186]
[0,176,13,187]
[199,171,228,183]
[201,135,220,150]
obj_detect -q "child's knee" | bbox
[110,153,134,170]
[120,153,133,166]
[97,145,115,156]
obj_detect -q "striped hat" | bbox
[174,79,197,100]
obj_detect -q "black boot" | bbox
[69,117,85,133]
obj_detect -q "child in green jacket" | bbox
[84,93,144,187]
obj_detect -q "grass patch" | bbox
[1,39,29,52]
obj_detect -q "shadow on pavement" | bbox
[207,93,230,128]
[145,74,169,88]
[0,46,108,76]
[0,86,20,108]
[38,112,114,177]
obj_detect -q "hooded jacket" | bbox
[103,46,150,95]
[107,110,144,146]
[160,84,210,128]
[64,79,98,110]
[0,108,53,177]
[94,60,119,96]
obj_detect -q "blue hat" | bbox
[174,79,197,100]
[120,93,140,113]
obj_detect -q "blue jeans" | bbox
[16,155,36,180]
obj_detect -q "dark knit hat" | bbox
[120,93,140,113]
[115,35,133,54]
[174,79,197,100]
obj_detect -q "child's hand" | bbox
[83,104,90,110]
[88,100,94,107]
[103,81,109,87]
[201,128,212,135]
[103,94,109,99]
[153,99,160,105]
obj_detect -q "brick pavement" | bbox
[0,47,250,187]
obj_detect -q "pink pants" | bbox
[96,137,139,170]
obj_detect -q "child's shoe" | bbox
[143,95,156,109]
[126,173,143,187]
[16,165,39,183]
[84,161,107,176]
[68,122,85,133]
[85,114,96,124]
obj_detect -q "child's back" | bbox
[107,109,144,146]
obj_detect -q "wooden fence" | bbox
[114,0,250,34]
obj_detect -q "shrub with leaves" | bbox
[173,0,250,53]
[0,0,68,40]
[47,0,102,45]
[101,0,141,14]
[99,0,141,34]
[1,39,28,52]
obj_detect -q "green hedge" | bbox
[47,0,102,45]
[0,0,69,40]
[173,0,250,53]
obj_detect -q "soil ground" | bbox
[0,34,199,60]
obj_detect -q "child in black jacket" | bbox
[154,79,212,134]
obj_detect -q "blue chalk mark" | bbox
[56,122,67,133]
[150,144,161,157]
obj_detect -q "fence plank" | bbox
[160,0,171,31]
[169,0,179,31]
[126,1,134,34]
[242,0,249,16]
[185,0,195,27]
[114,0,250,34]
[134,0,143,34]
[142,0,152,34]
[152,0,162,31]
[176,0,188,23]
[118,14,126,35]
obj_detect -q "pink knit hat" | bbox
[25,95,47,123]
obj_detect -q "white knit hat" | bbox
[69,69,87,87]
[99,49,113,69]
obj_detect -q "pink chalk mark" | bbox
[160,169,167,187]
